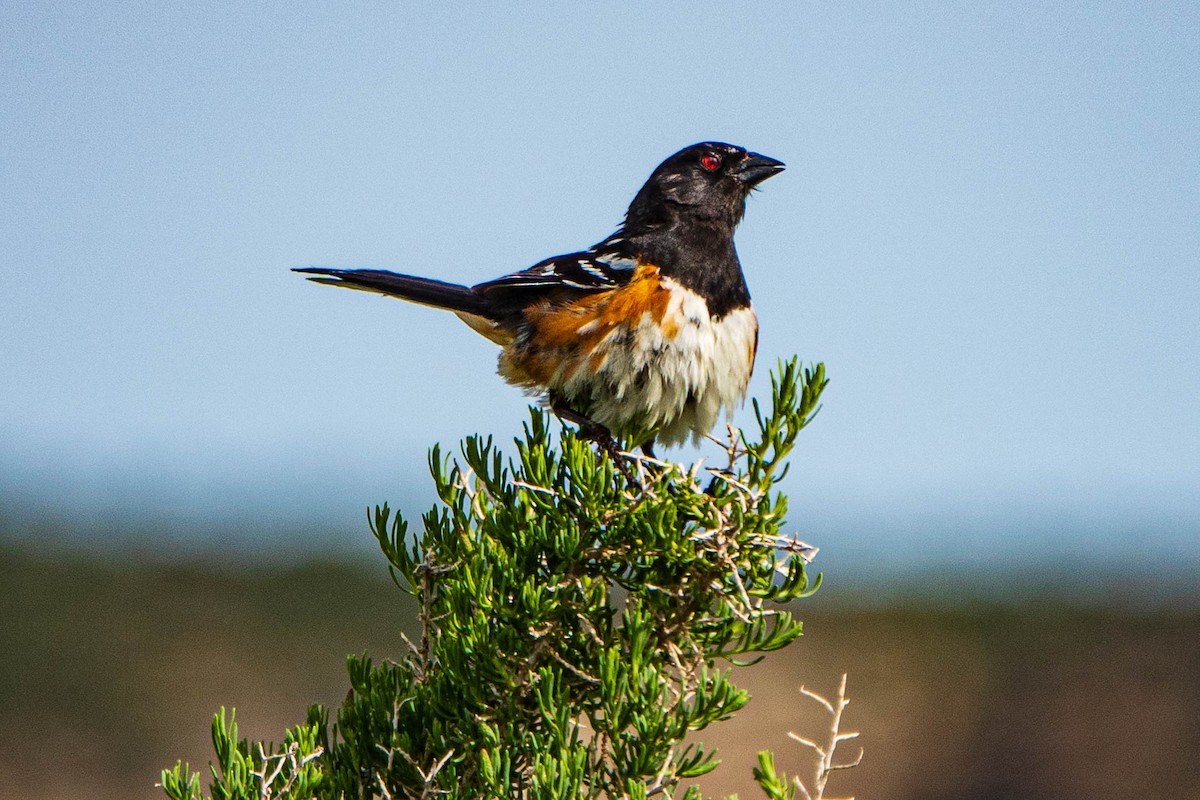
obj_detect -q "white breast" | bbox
[560,280,758,447]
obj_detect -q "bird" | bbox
[295,142,784,461]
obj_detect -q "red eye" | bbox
[700,153,721,171]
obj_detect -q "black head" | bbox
[624,142,785,231]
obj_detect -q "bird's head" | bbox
[625,142,785,231]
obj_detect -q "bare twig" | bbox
[248,740,323,800]
[512,478,558,496]
[788,674,862,800]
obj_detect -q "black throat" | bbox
[626,219,751,319]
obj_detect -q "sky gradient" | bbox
[2,2,1197,581]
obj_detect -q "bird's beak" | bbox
[735,152,786,186]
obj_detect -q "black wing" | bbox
[473,237,639,309]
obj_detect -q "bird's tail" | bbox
[293,267,498,319]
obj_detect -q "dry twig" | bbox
[787,674,862,800]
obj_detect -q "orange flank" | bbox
[499,264,677,388]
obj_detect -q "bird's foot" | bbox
[582,424,637,485]
[550,398,638,485]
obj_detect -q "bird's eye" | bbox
[700,153,721,172]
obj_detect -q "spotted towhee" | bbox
[295,142,784,458]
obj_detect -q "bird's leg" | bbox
[549,397,636,483]
[639,438,657,460]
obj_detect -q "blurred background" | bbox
[2,2,1197,798]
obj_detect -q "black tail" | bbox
[293,267,498,319]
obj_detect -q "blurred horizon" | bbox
[3,482,1197,612]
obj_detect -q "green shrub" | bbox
[162,359,828,800]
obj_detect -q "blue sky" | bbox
[2,3,1197,581]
